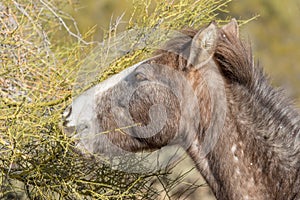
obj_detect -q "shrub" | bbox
[0,0,232,199]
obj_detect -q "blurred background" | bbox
[229,0,300,105]
[67,0,300,105]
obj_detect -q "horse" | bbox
[63,20,300,199]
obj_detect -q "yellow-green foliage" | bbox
[0,0,231,199]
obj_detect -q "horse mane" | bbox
[215,27,300,168]
[151,26,300,152]
[214,28,256,87]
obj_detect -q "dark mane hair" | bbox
[215,29,254,86]
[215,28,300,168]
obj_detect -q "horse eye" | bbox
[135,72,148,81]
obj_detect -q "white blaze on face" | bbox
[63,60,145,134]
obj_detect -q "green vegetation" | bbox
[0,0,232,199]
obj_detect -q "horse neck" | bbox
[187,79,300,200]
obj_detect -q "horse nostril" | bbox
[62,119,69,127]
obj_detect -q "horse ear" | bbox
[187,22,218,69]
[221,18,239,38]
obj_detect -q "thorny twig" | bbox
[38,0,95,45]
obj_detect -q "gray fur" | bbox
[63,21,300,200]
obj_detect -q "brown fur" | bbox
[149,22,300,199]
[64,21,300,200]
